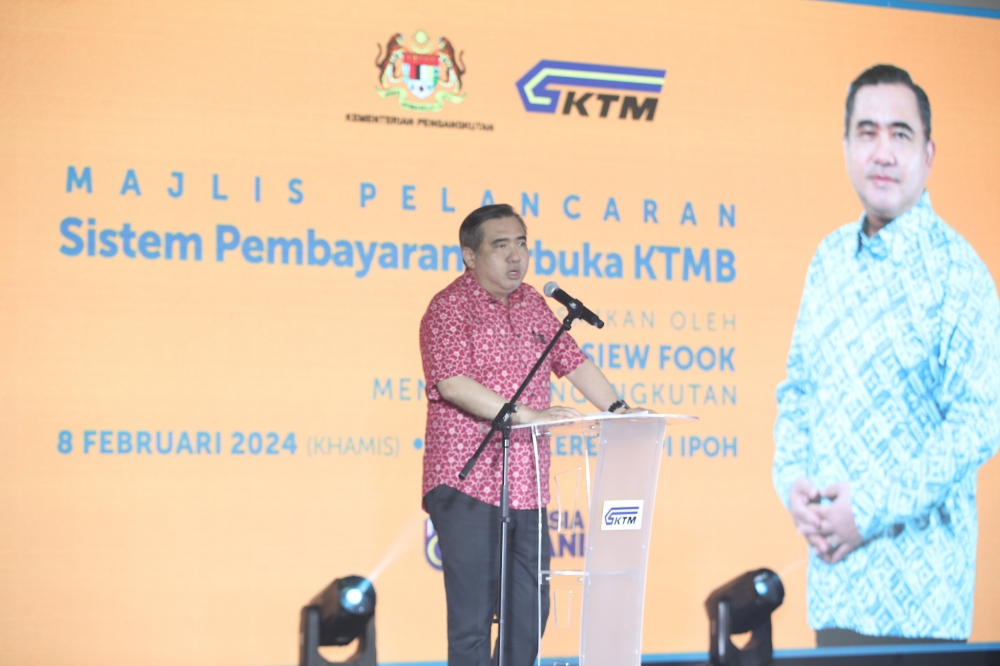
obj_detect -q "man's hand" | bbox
[788,476,830,555]
[513,405,583,425]
[815,481,863,564]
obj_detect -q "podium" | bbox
[513,412,695,666]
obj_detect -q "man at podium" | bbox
[419,203,632,666]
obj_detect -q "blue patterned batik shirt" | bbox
[773,192,1000,640]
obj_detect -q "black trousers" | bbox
[425,484,551,666]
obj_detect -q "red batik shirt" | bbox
[420,271,588,510]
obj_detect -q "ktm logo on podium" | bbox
[601,500,644,531]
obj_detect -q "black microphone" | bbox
[544,282,605,328]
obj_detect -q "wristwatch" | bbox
[607,399,629,413]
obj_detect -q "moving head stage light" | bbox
[705,568,784,666]
[299,575,376,666]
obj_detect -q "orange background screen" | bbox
[1,1,998,664]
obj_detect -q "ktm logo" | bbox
[516,60,665,121]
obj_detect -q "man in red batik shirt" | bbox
[419,204,636,666]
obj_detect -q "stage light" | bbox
[299,575,377,666]
[704,568,784,666]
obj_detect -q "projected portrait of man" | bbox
[773,65,1000,645]
[419,204,633,665]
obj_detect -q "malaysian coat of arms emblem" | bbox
[375,30,465,112]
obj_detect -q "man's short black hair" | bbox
[845,64,931,141]
[459,204,526,252]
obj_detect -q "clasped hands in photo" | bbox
[788,476,863,564]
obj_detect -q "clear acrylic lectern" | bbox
[513,413,696,666]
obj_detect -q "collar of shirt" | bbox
[854,190,934,260]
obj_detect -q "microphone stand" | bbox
[458,309,584,666]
